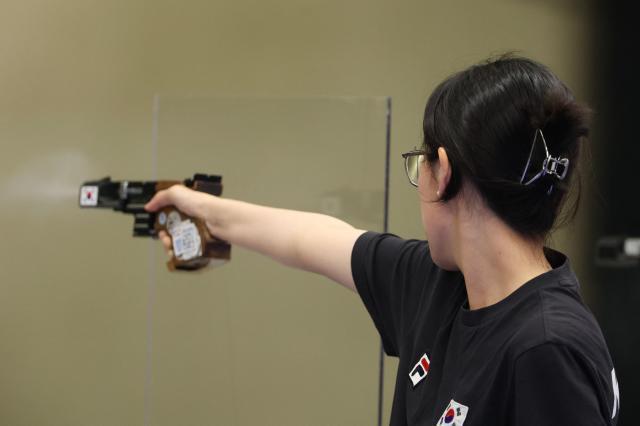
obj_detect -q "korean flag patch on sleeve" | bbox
[436,399,469,425]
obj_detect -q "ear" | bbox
[436,147,452,197]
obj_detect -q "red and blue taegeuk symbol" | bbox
[444,408,455,423]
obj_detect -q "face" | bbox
[417,157,458,270]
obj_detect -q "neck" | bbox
[452,203,552,310]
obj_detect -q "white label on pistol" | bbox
[171,220,202,261]
[80,186,99,206]
[158,211,167,226]
[166,211,182,234]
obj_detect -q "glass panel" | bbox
[148,97,389,425]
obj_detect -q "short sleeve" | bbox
[514,343,615,425]
[350,231,435,356]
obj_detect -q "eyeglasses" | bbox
[401,149,426,187]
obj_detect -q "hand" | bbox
[144,184,215,259]
[144,184,212,219]
[157,230,174,259]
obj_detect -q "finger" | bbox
[146,184,208,219]
[145,189,170,212]
[145,185,185,212]
[167,249,174,259]
[160,233,172,251]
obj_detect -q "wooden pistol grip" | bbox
[155,180,183,192]
[153,179,223,196]
[151,178,228,271]
[153,206,231,271]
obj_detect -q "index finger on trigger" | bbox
[145,188,172,212]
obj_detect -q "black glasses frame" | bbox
[401,149,426,187]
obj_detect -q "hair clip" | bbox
[519,128,570,186]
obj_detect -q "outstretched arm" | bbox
[145,185,366,291]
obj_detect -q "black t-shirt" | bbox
[351,232,620,426]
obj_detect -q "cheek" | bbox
[417,162,437,235]
[419,193,445,257]
[417,159,440,200]
[419,199,434,237]
[420,202,443,249]
[417,166,455,270]
[421,212,448,268]
[423,216,454,269]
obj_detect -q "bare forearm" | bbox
[145,186,364,289]
[203,196,364,289]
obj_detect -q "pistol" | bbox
[79,173,231,271]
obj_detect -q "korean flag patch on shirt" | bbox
[436,399,469,425]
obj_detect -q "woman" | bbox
[145,56,619,425]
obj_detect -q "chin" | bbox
[428,244,458,271]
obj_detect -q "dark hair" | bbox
[423,55,590,240]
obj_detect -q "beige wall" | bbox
[0,1,594,424]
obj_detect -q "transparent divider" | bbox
[148,97,390,425]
